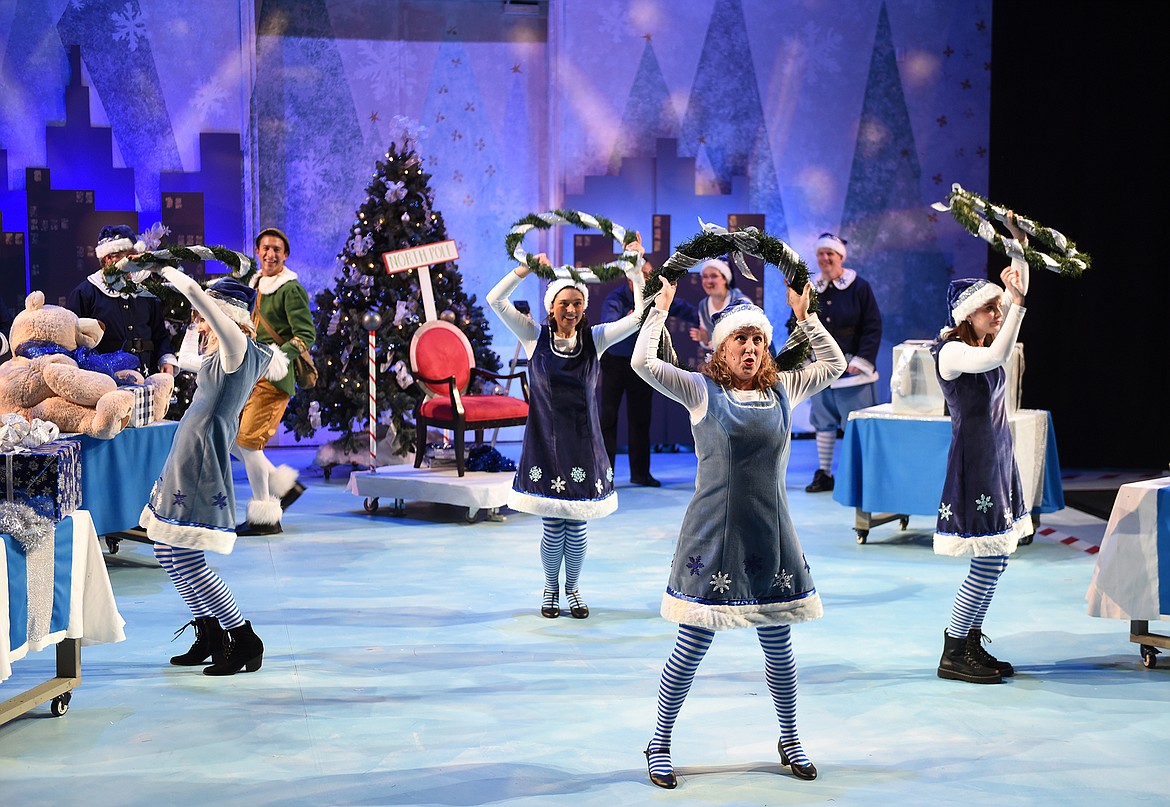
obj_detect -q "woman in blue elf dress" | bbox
[138,267,287,677]
[487,241,646,620]
[632,276,845,788]
[931,215,1032,685]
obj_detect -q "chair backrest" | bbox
[409,320,475,397]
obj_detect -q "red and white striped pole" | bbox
[361,311,384,473]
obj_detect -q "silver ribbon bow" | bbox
[698,217,761,280]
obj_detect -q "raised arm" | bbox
[159,267,248,373]
[486,262,539,352]
[632,280,708,418]
[781,280,846,406]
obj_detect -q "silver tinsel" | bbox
[0,500,53,553]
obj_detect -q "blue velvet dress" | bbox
[930,338,1031,557]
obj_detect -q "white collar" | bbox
[85,270,155,299]
[252,267,298,295]
[812,267,856,293]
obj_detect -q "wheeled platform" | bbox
[346,463,514,522]
[1130,620,1169,669]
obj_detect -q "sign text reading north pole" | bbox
[381,240,460,274]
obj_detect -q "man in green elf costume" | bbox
[233,227,316,535]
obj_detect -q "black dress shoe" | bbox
[805,469,834,493]
[541,589,560,618]
[778,740,818,780]
[236,521,283,536]
[644,745,677,789]
[279,481,306,511]
[630,475,661,487]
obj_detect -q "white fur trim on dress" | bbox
[269,464,300,498]
[933,514,1032,557]
[139,504,236,555]
[507,488,617,520]
[660,590,824,630]
[247,497,283,526]
[264,345,290,381]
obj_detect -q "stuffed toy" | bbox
[0,291,174,439]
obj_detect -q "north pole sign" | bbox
[379,240,460,323]
[381,240,459,274]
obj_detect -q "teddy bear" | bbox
[0,291,174,439]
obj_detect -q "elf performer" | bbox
[633,276,844,788]
[486,237,647,620]
[932,213,1034,685]
[138,265,288,676]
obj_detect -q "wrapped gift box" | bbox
[1,439,82,522]
[890,340,1023,415]
[124,383,156,428]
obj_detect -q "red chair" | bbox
[410,320,529,476]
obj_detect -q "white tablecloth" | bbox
[1,510,126,682]
[1086,477,1170,621]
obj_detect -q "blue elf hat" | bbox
[207,277,258,327]
[946,278,1002,328]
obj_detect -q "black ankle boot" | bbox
[937,631,1001,684]
[170,617,226,666]
[203,621,264,676]
[967,629,1014,677]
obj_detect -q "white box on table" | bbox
[890,339,1023,415]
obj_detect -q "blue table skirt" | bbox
[77,421,179,535]
[833,409,1064,516]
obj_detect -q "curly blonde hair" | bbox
[701,327,779,391]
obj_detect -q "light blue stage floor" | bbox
[2,439,1166,807]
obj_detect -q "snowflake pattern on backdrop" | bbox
[192,78,230,118]
[975,493,993,513]
[111,2,147,52]
[710,571,731,594]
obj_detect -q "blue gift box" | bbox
[1,439,82,522]
[123,383,156,427]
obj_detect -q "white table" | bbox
[1085,476,1170,667]
[1,510,126,721]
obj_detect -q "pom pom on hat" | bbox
[710,298,773,351]
[96,224,146,260]
[207,277,258,328]
[544,278,589,314]
[815,232,847,260]
[946,278,1004,328]
[700,258,732,285]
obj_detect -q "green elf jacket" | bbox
[246,267,316,398]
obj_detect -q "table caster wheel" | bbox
[363,497,380,513]
[105,537,120,554]
[856,530,868,544]
[51,692,71,717]
[465,508,480,523]
[323,465,333,481]
[899,516,909,530]
[1141,645,1159,668]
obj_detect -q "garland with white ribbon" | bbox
[124,244,254,276]
[932,183,1090,277]
[504,210,644,282]
[643,218,816,370]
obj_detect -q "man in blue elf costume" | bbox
[66,224,177,378]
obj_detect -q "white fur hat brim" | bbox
[815,234,846,259]
[951,282,1004,326]
[96,237,146,260]
[214,298,254,328]
[544,278,589,314]
[711,308,773,351]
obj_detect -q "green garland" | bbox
[933,183,1090,277]
[642,220,816,371]
[127,244,254,275]
[504,209,643,282]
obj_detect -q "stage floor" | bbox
[0,439,1165,807]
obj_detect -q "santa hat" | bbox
[700,258,732,285]
[710,298,773,351]
[95,224,146,260]
[207,277,258,328]
[544,278,589,314]
[815,232,847,260]
[946,278,1004,328]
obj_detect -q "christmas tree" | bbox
[282,135,501,460]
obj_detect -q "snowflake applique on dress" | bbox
[939,502,953,520]
[774,569,794,592]
[743,554,763,575]
[710,571,731,594]
[528,465,543,482]
[687,555,705,576]
[171,491,187,508]
[595,478,604,493]
[212,492,228,510]
[606,467,613,482]
[551,476,567,493]
[975,493,994,513]
[571,467,586,483]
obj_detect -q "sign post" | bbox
[380,240,460,323]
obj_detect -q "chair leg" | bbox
[455,428,466,477]
[414,417,426,468]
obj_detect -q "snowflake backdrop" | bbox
[1,0,990,390]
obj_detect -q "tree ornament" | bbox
[440,309,456,323]
[932,183,1090,277]
[504,209,645,283]
[361,311,384,331]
